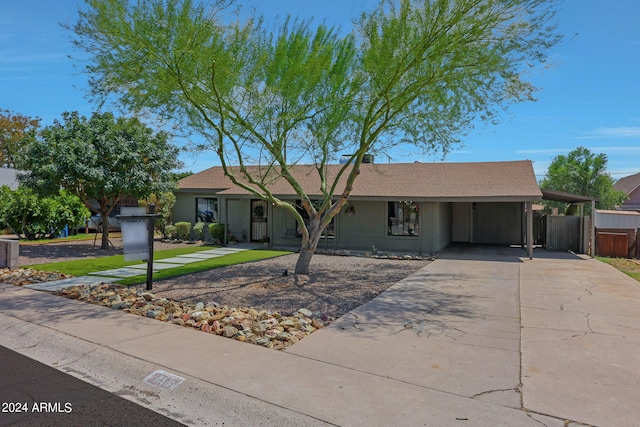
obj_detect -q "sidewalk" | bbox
[1,246,639,426]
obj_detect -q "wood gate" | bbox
[543,215,581,252]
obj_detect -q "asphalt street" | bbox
[0,345,184,427]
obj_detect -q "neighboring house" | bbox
[174,160,541,256]
[614,172,640,212]
[0,167,20,190]
[86,195,141,231]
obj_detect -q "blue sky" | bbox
[1,0,639,180]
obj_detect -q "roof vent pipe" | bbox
[340,154,374,164]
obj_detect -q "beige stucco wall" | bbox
[271,200,451,255]
[173,193,251,241]
[173,192,197,223]
[224,199,251,241]
[173,193,520,251]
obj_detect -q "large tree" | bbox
[539,146,626,213]
[69,0,561,274]
[18,111,181,248]
[0,109,41,168]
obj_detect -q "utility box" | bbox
[0,239,19,269]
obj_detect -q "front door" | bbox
[250,199,268,241]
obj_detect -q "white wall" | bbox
[595,210,640,229]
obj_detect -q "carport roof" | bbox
[541,189,597,204]
[178,160,542,202]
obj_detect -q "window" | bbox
[388,201,420,236]
[294,200,335,238]
[196,198,218,222]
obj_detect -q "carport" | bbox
[539,189,597,257]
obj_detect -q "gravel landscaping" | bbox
[15,237,432,319]
[143,252,432,319]
[6,237,433,349]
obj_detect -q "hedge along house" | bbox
[173,160,541,257]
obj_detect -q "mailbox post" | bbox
[117,205,160,290]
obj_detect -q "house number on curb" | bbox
[143,370,185,390]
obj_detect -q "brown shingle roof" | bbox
[177,160,542,201]
[614,172,640,195]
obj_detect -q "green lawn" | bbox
[597,257,640,282]
[27,246,292,285]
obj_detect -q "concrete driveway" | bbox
[520,250,640,426]
[288,245,640,426]
[1,244,638,426]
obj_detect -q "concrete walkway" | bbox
[1,246,639,426]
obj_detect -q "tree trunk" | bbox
[100,211,110,249]
[294,245,315,275]
[294,215,323,275]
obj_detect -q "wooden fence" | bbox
[595,228,639,259]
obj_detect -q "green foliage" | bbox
[17,111,181,248]
[0,109,40,168]
[164,224,177,239]
[169,171,194,181]
[193,221,205,240]
[69,0,561,272]
[174,221,192,240]
[139,192,177,237]
[0,185,90,240]
[539,147,627,213]
[209,223,225,241]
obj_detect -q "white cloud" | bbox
[519,146,640,155]
[517,147,572,154]
[585,127,640,139]
[590,146,640,154]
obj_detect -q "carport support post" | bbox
[527,201,533,259]
[590,199,596,257]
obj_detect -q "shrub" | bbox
[193,221,205,240]
[164,225,177,239]
[208,223,225,241]
[174,222,191,240]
